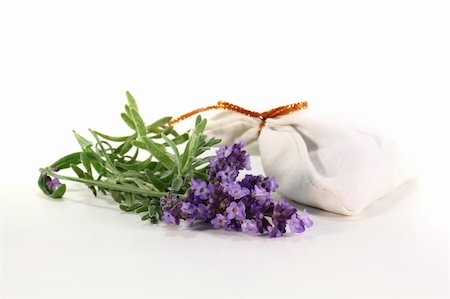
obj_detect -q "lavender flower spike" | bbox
[300,209,314,228]
[190,178,210,200]
[211,214,230,228]
[228,182,250,200]
[287,214,305,233]
[241,219,258,234]
[162,211,178,225]
[226,201,246,221]
[46,177,61,192]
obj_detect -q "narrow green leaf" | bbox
[110,190,124,203]
[136,206,149,213]
[146,116,172,133]
[130,108,147,137]
[145,169,166,191]
[117,136,134,156]
[73,131,93,150]
[38,173,52,196]
[195,118,207,134]
[171,176,183,192]
[50,184,66,198]
[125,91,139,112]
[121,113,136,130]
[171,133,189,145]
[137,137,174,169]
[193,171,209,181]
[89,129,118,174]
[160,169,175,184]
[124,193,134,207]
[50,152,81,170]
[92,130,132,142]
[80,152,92,175]
[161,133,180,162]
[71,163,86,178]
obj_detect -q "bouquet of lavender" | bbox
[38,92,312,237]
[161,141,313,237]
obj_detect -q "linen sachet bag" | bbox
[170,101,413,216]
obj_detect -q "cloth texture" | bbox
[204,109,413,215]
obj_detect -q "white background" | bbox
[1,0,449,298]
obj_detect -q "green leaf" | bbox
[117,136,134,156]
[171,176,183,192]
[115,157,154,172]
[92,130,132,142]
[148,204,160,223]
[110,190,124,203]
[124,193,134,207]
[89,129,118,174]
[193,171,209,181]
[136,137,174,169]
[38,173,67,199]
[80,152,92,175]
[126,91,139,112]
[82,151,106,175]
[71,163,86,178]
[50,152,82,169]
[130,108,147,137]
[195,118,207,134]
[146,116,172,133]
[73,130,93,150]
[171,133,189,145]
[50,184,67,198]
[192,156,214,168]
[136,206,149,213]
[161,133,180,171]
[145,169,166,191]
[121,113,136,130]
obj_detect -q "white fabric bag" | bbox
[203,108,413,216]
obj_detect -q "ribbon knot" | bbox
[168,100,308,134]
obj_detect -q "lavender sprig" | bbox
[38,91,220,223]
[160,141,313,237]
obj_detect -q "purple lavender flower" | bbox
[160,193,181,211]
[241,219,258,234]
[216,145,232,158]
[226,201,246,221]
[196,203,208,221]
[252,185,269,203]
[160,193,182,224]
[287,214,305,233]
[163,140,312,238]
[181,202,196,218]
[207,140,251,180]
[300,209,314,228]
[272,198,297,233]
[211,213,230,228]
[45,177,61,192]
[263,177,279,193]
[217,166,238,182]
[227,182,250,200]
[162,211,179,225]
[268,226,282,238]
[190,179,210,200]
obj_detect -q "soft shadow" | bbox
[286,178,420,222]
[60,184,120,211]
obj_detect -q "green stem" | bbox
[40,168,166,198]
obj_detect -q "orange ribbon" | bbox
[168,101,308,133]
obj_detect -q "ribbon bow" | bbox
[168,101,308,134]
